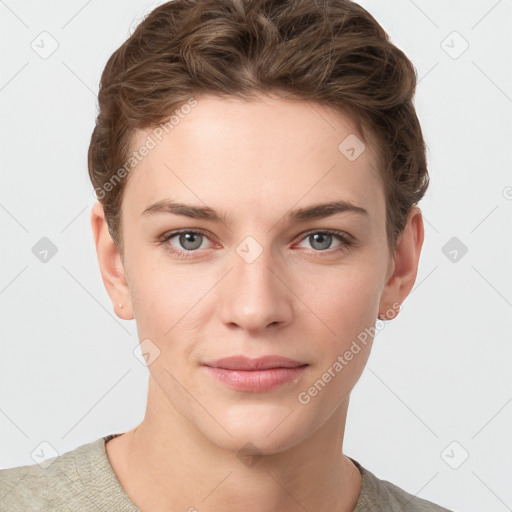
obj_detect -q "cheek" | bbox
[128,245,175,304]
[295,262,383,331]
[129,256,216,347]
[294,270,380,408]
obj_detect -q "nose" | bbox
[217,238,293,334]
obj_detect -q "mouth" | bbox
[203,355,307,371]
[202,355,308,392]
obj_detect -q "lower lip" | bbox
[203,365,308,392]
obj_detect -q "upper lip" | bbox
[203,355,307,371]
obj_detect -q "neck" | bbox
[107,376,362,512]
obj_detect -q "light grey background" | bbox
[1,1,511,510]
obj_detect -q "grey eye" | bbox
[308,233,334,251]
[175,232,204,251]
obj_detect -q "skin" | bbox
[90,92,424,512]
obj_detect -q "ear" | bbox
[90,201,133,320]
[378,206,425,320]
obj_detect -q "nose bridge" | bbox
[233,234,278,300]
[219,234,290,330]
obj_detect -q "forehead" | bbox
[122,94,385,224]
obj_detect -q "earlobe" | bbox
[90,201,134,320]
[378,206,424,321]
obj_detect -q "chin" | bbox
[201,410,312,456]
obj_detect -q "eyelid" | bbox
[293,229,355,254]
[158,228,215,243]
[296,228,354,243]
[159,228,355,261]
[159,228,354,245]
[159,228,219,250]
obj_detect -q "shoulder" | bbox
[350,458,454,512]
[0,437,104,512]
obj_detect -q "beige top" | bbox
[0,433,452,511]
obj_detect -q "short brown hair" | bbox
[88,0,429,256]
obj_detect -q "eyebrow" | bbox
[141,199,368,224]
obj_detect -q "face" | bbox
[115,93,393,454]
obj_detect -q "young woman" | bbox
[0,0,452,510]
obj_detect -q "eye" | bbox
[158,229,214,258]
[295,230,353,253]
[158,228,354,259]
[171,231,205,251]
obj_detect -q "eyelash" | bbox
[157,229,354,260]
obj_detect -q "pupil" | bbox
[312,233,331,250]
[181,232,201,250]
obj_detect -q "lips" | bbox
[203,355,307,371]
[202,355,308,392]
